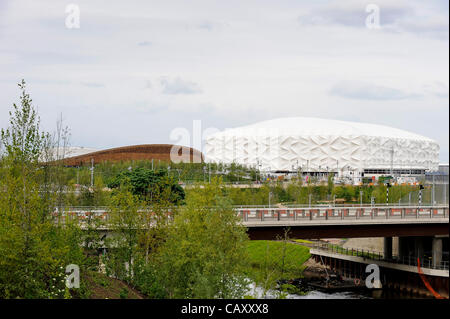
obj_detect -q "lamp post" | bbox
[432,174,435,205]
[386,183,391,206]
[360,190,363,207]
[307,160,309,180]
[177,169,182,182]
[90,158,94,189]
[336,160,339,178]
[419,184,424,206]
[258,160,262,183]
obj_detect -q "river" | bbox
[249,283,430,299]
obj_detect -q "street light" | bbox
[386,182,391,206]
[360,190,363,207]
[208,163,211,183]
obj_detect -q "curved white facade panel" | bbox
[204,117,439,173]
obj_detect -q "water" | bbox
[291,290,370,299]
[249,282,428,299]
[248,283,368,299]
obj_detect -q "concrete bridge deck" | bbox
[232,206,449,239]
[58,205,449,239]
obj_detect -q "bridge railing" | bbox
[53,205,449,225]
[312,242,449,271]
[237,206,449,222]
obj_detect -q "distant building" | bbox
[205,117,440,184]
[62,144,204,166]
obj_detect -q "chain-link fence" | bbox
[399,184,449,206]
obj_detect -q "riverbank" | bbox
[245,240,310,295]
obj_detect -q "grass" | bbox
[245,240,311,282]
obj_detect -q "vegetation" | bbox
[245,240,310,296]
[0,81,256,299]
[0,80,432,299]
[154,178,250,298]
[107,167,185,205]
[223,182,422,206]
[75,270,144,299]
[0,80,87,298]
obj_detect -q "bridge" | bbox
[60,205,449,240]
[60,204,448,297]
[234,205,449,240]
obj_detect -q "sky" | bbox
[0,0,448,162]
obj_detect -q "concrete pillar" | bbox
[384,237,393,260]
[392,237,399,256]
[432,238,443,268]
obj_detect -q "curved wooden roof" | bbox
[63,144,204,166]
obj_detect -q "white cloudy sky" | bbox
[0,0,448,161]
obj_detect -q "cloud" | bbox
[329,81,420,100]
[297,0,448,39]
[394,19,449,40]
[298,1,412,27]
[160,77,202,95]
[137,41,152,46]
[422,82,449,99]
[81,82,104,88]
[0,0,447,162]
[198,21,214,31]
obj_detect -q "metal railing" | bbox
[237,206,449,222]
[312,242,449,271]
[54,205,449,225]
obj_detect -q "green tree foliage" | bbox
[0,80,85,298]
[156,178,250,298]
[107,167,185,205]
[104,186,142,283]
[327,173,334,194]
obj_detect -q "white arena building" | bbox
[204,117,440,184]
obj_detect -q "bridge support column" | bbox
[384,237,393,260]
[432,237,443,268]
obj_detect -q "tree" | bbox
[104,186,142,283]
[327,173,334,194]
[108,167,185,205]
[156,178,249,298]
[0,80,84,298]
